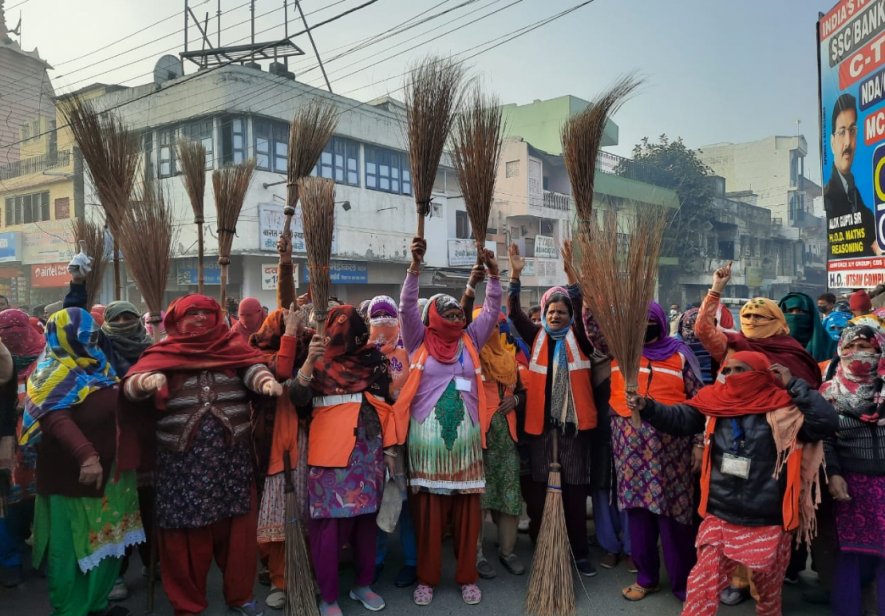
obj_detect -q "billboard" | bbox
[819,0,885,287]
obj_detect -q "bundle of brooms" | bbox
[299,177,335,337]
[285,99,338,243]
[212,160,257,314]
[452,84,504,266]
[59,95,140,300]
[177,140,207,294]
[115,181,176,344]
[405,55,465,238]
[70,218,110,309]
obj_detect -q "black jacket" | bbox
[641,378,838,528]
[824,165,876,259]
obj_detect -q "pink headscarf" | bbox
[0,309,46,358]
[90,304,106,326]
[231,297,264,341]
[144,310,167,339]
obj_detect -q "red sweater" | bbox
[36,386,120,498]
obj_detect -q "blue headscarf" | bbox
[20,308,118,446]
[542,288,576,431]
[823,310,852,342]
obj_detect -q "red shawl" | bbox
[312,305,388,396]
[689,351,793,417]
[126,294,266,379]
[424,298,464,364]
[725,331,822,388]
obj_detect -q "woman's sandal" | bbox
[461,583,482,605]
[622,583,660,601]
[413,584,434,606]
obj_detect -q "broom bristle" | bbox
[114,181,177,318]
[59,95,139,234]
[526,468,576,616]
[562,75,642,225]
[71,216,110,309]
[298,177,335,332]
[577,206,668,425]
[212,160,258,259]
[287,99,338,209]
[452,84,505,247]
[405,55,466,216]
[285,496,319,616]
[177,140,207,221]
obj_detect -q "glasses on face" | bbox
[835,125,858,139]
[442,312,465,322]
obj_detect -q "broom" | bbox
[115,180,177,344]
[404,55,465,239]
[59,95,140,300]
[285,99,338,244]
[298,177,335,337]
[71,217,110,309]
[525,431,574,616]
[577,207,668,428]
[452,84,504,266]
[212,160,257,314]
[283,450,319,616]
[562,75,642,236]
[177,140,207,294]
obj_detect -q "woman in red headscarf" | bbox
[232,297,266,342]
[123,294,282,616]
[628,351,838,616]
[0,309,45,586]
[288,305,394,616]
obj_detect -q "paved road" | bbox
[0,523,830,616]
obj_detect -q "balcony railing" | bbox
[0,150,71,181]
[543,190,571,211]
[601,150,676,189]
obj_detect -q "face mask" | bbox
[179,312,216,337]
[644,323,661,344]
[784,313,813,345]
[669,309,678,317]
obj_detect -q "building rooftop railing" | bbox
[600,150,676,188]
[0,150,71,181]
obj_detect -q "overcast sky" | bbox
[7,0,828,180]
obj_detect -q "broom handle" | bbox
[220,262,228,316]
[283,450,294,493]
[551,428,560,468]
[417,214,425,239]
[627,383,641,429]
[113,241,121,301]
[196,221,205,296]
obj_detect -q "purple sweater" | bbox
[399,273,502,425]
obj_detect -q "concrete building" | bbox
[697,135,827,294]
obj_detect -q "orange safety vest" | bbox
[393,333,488,446]
[610,353,688,418]
[698,416,803,532]
[307,393,395,468]
[524,329,598,436]
[479,363,525,445]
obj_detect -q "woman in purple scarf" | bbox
[585,301,703,602]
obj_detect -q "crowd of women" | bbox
[0,236,882,616]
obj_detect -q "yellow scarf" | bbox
[473,308,517,387]
[740,298,789,340]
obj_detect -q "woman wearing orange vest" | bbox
[471,308,527,579]
[587,300,703,602]
[396,238,501,607]
[288,305,396,616]
[626,351,837,616]
[506,242,600,577]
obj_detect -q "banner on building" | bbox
[0,232,21,263]
[176,259,224,285]
[22,220,76,265]
[31,262,70,288]
[818,1,885,287]
[534,235,558,258]
[302,261,368,284]
[447,239,498,267]
[262,263,298,291]
[258,203,338,254]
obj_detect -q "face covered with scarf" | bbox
[823,311,852,342]
[644,302,703,379]
[21,308,118,446]
[368,295,401,356]
[0,309,46,373]
[101,301,153,375]
[822,321,885,423]
[422,294,466,364]
[312,305,389,397]
[472,308,517,386]
[778,292,817,346]
[740,298,789,340]
[236,298,265,334]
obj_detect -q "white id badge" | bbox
[721,453,751,479]
[454,377,472,392]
